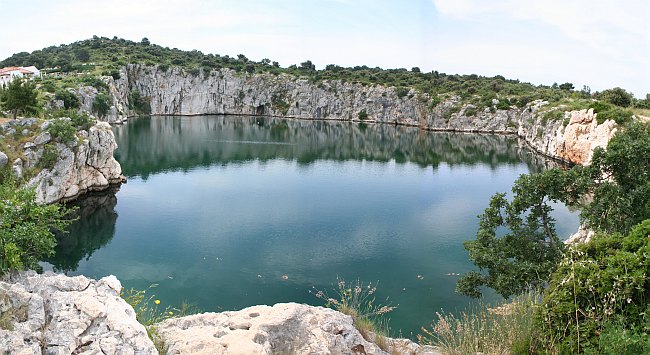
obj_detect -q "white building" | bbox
[0,66,41,87]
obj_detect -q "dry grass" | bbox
[419,292,541,355]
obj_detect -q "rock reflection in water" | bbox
[113,115,558,179]
[47,187,120,272]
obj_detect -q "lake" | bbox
[47,115,579,337]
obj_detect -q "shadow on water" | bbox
[46,187,120,272]
[113,115,557,180]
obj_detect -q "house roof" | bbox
[0,66,38,75]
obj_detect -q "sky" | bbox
[1,0,648,97]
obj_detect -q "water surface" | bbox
[49,116,578,337]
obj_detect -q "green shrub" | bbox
[55,90,80,110]
[0,177,72,273]
[538,220,650,353]
[38,144,58,169]
[47,119,77,144]
[542,109,564,125]
[395,87,409,99]
[92,93,111,118]
[599,87,633,107]
[70,112,95,130]
[128,89,151,115]
[79,76,108,92]
[464,107,478,117]
[358,110,368,120]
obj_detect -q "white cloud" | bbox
[431,0,650,96]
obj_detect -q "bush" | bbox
[538,220,650,353]
[54,90,80,110]
[599,87,633,107]
[47,118,77,144]
[38,144,59,169]
[92,93,111,118]
[0,177,72,273]
[79,76,108,92]
[358,110,368,120]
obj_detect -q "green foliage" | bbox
[0,177,73,273]
[78,76,108,92]
[538,220,650,353]
[38,144,59,169]
[395,87,410,99]
[358,109,368,120]
[92,93,111,118]
[458,122,650,299]
[598,87,633,107]
[457,169,572,298]
[128,89,151,115]
[54,89,80,109]
[0,78,39,119]
[47,118,77,144]
[464,107,478,117]
[271,92,290,115]
[582,122,650,234]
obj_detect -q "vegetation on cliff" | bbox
[454,122,649,353]
[2,36,648,122]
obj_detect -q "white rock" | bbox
[155,302,440,355]
[0,151,7,168]
[0,272,157,355]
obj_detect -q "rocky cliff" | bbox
[0,272,156,354]
[103,64,617,165]
[27,121,124,204]
[0,118,124,204]
[1,273,437,355]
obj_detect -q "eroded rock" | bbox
[0,272,156,354]
[28,121,124,204]
[155,303,439,355]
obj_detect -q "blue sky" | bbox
[2,0,648,96]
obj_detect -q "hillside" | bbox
[2,36,647,119]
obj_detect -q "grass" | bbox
[121,284,199,353]
[418,291,541,355]
[311,277,397,342]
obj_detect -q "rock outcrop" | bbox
[102,64,618,166]
[1,273,438,355]
[0,272,156,354]
[154,303,438,355]
[26,121,124,204]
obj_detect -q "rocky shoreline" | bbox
[0,272,439,355]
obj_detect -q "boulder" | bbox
[0,272,156,354]
[0,151,7,169]
[155,303,439,355]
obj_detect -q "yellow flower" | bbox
[168,311,174,315]
[154,300,160,305]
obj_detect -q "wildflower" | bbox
[169,311,174,315]
[154,300,161,305]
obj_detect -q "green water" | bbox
[48,115,579,337]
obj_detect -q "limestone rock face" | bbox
[155,302,439,355]
[27,121,124,204]
[106,65,617,165]
[0,272,156,355]
[74,83,128,125]
[555,109,617,165]
[0,151,7,168]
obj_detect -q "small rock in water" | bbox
[281,275,289,280]
[417,275,424,280]
[257,274,263,278]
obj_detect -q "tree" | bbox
[300,60,316,71]
[411,67,421,73]
[558,82,574,91]
[599,87,633,107]
[456,169,573,298]
[458,122,650,298]
[0,78,39,119]
[0,177,73,273]
[141,37,150,46]
[74,48,91,62]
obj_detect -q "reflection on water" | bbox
[113,116,556,179]
[51,115,577,338]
